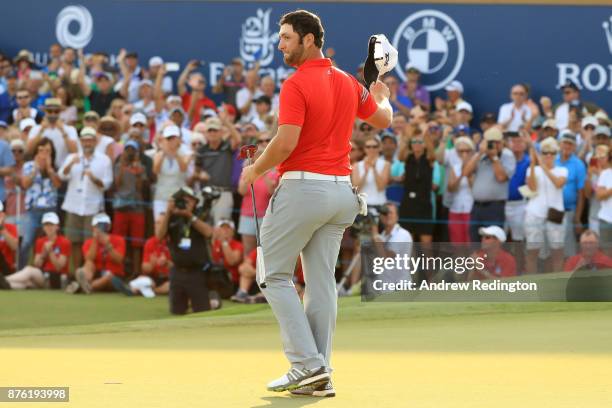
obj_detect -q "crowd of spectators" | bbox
[0,43,611,304]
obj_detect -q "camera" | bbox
[172,188,192,210]
[351,205,389,237]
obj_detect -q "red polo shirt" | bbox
[0,224,17,271]
[35,235,71,275]
[212,239,243,284]
[277,58,377,176]
[142,236,172,276]
[564,251,612,272]
[82,235,126,277]
[471,249,517,280]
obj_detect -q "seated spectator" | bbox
[67,213,126,294]
[113,140,149,276]
[238,134,278,255]
[463,127,516,241]
[564,229,612,272]
[232,247,259,303]
[0,201,18,276]
[467,226,516,280]
[59,126,113,270]
[524,137,567,274]
[211,219,243,297]
[27,98,79,170]
[152,125,190,220]
[112,222,172,297]
[352,136,390,208]
[447,136,475,243]
[0,212,70,290]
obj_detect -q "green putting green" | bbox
[1,292,611,407]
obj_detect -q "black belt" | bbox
[474,200,505,206]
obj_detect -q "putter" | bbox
[239,144,267,289]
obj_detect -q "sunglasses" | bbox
[542,151,556,156]
[511,92,525,96]
[482,235,496,240]
[584,126,595,131]
[46,109,60,114]
[17,95,29,100]
[563,90,574,95]
[410,139,424,145]
[11,149,24,153]
[364,144,379,149]
[457,149,472,154]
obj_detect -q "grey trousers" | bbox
[257,177,359,372]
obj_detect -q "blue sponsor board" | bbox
[0,1,610,114]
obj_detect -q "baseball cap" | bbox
[42,212,60,225]
[363,34,398,87]
[190,132,205,145]
[594,110,610,125]
[379,132,397,143]
[80,126,97,139]
[83,111,100,121]
[0,121,7,129]
[44,98,62,108]
[95,71,112,81]
[129,112,147,126]
[139,79,153,88]
[124,140,139,150]
[559,130,577,144]
[455,101,473,113]
[222,103,237,116]
[166,95,181,104]
[149,56,163,67]
[540,137,560,153]
[595,125,611,138]
[10,139,25,150]
[478,226,506,242]
[19,118,36,132]
[129,276,156,298]
[91,213,111,227]
[454,124,470,135]
[483,127,503,142]
[125,51,138,59]
[582,116,598,129]
[445,80,464,94]
[561,80,579,91]
[454,136,474,151]
[542,118,558,130]
[162,125,181,138]
[216,219,235,229]
[203,117,222,131]
[169,106,185,116]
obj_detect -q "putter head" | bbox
[239,144,258,160]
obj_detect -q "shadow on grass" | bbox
[252,395,326,408]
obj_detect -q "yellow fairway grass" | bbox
[2,348,611,408]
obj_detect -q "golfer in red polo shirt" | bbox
[241,10,392,396]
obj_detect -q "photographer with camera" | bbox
[156,186,217,314]
[462,127,516,242]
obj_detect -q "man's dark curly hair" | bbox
[279,10,325,49]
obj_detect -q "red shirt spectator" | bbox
[35,235,71,274]
[82,234,126,277]
[0,223,17,271]
[564,251,612,272]
[212,238,243,284]
[142,236,172,276]
[181,92,216,127]
[277,58,377,175]
[471,249,517,280]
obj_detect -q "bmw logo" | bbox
[392,10,465,91]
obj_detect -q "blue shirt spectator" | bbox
[555,152,586,211]
[0,139,16,201]
[508,154,530,201]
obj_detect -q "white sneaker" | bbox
[267,366,329,392]
[291,379,335,397]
